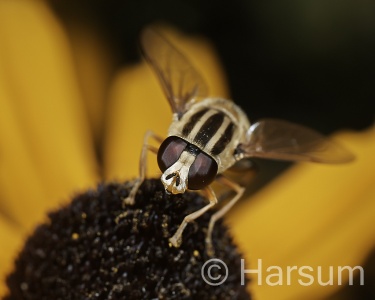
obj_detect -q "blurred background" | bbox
[1,0,374,299]
[49,0,374,133]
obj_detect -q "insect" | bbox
[123,28,353,255]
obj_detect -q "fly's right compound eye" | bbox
[187,152,218,190]
[157,136,188,172]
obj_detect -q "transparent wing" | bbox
[140,28,208,117]
[238,119,354,163]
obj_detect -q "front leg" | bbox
[169,186,218,248]
[123,130,163,206]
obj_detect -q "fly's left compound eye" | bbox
[188,152,218,190]
[157,136,188,172]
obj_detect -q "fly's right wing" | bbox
[237,119,354,164]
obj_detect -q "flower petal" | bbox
[0,1,98,230]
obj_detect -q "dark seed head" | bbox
[5,179,251,300]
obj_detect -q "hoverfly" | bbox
[123,28,353,255]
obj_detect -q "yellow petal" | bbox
[0,1,98,229]
[104,26,228,180]
[67,26,116,140]
[0,73,47,230]
[228,127,375,299]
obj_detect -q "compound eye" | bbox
[188,152,218,190]
[157,136,188,172]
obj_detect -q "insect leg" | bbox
[123,130,163,206]
[169,186,218,248]
[206,175,245,256]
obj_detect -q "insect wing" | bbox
[239,119,354,163]
[140,28,208,116]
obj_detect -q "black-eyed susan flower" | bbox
[1,1,375,299]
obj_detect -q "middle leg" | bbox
[205,175,245,255]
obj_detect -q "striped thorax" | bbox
[157,97,250,194]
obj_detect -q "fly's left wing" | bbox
[237,119,354,163]
[140,28,208,118]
